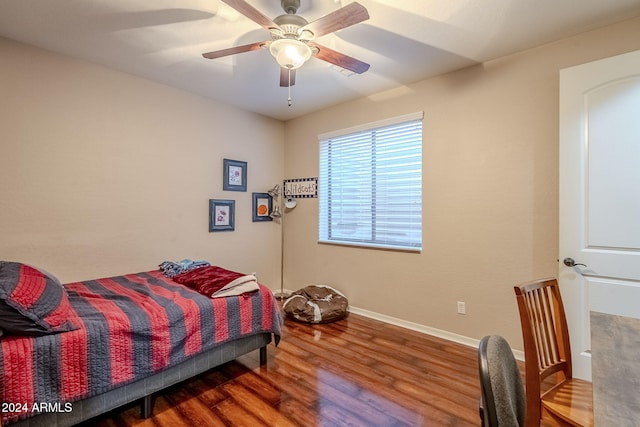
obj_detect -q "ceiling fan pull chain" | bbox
[288,68,293,107]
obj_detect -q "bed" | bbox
[0,262,283,427]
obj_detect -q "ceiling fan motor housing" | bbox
[273,13,309,39]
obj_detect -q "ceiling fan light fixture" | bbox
[269,38,312,70]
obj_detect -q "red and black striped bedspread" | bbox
[0,270,282,424]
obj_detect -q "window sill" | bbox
[317,240,422,253]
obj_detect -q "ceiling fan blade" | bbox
[310,43,370,74]
[219,0,279,30]
[202,41,266,59]
[300,2,369,39]
[280,68,296,87]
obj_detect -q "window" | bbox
[318,112,423,251]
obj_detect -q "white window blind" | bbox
[319,113,423,251]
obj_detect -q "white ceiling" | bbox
[1,0,639,121]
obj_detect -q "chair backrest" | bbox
[513,278,573,424]
[478,335,526,427]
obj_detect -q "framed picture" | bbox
[223,159,247,192]
[209,199,235,232]
[252,192,273,222]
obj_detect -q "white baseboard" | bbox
[348,306,525,361]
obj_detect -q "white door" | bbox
[559,49,640,381]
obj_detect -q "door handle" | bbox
[563,257,587,268]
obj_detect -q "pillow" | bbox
[0,261,77,336]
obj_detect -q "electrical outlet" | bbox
[457,301,466,315]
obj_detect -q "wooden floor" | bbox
[88,313,483,427]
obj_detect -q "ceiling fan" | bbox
[202,0,370,92]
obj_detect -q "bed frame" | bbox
[10,333,272,427]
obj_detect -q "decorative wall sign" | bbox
[209,199,235,232]
[284,177,318,198]
[252,192,273,222]
[223,159,247,192]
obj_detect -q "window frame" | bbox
[318,112,423,252]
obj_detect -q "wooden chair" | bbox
[513,278,593,427]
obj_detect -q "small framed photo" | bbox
[223,159,247,192]
[209,199,235,232]
[252,192,273,222]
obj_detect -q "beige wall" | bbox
[282,16,640,348]
[0,37,284,285]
